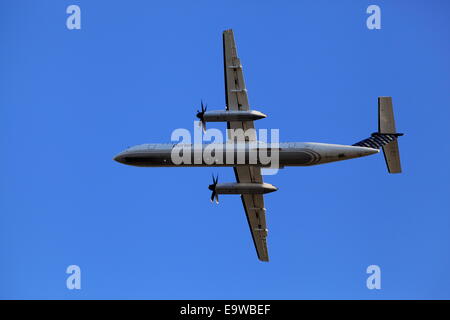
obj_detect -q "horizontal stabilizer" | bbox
[353,97,403,173]
[378,97,402,173]
[383,140,402,173]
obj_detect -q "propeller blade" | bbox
[197,101,208,131]
[209,174,219,203]
[201,100,206,113]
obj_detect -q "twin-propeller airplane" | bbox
[114,29,403,262]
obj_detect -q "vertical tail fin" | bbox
[378,97,403,173]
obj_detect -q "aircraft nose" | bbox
[113,152,127,164]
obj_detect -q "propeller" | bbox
[196,100,207,132]
[208,174,219,204]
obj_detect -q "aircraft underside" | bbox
[114,29,403,262]
[114,142,378,167]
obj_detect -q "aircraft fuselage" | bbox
[114,142,378,168]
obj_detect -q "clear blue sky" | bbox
[1,0,449,299]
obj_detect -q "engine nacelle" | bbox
[212,182,277,195]
[202,110,266,122]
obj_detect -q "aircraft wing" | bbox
[223,29,256,139]
[223,29,269,262]
[237,170,269,262]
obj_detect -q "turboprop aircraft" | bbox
[114,29,403,262]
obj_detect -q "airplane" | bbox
[114,29,403,262]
